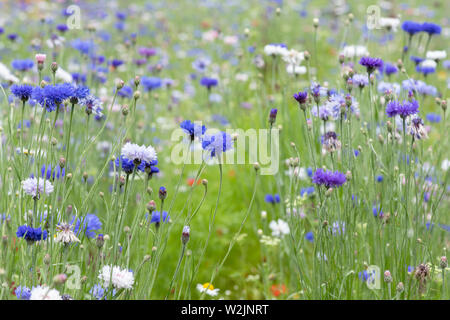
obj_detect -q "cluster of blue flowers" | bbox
[402,21,441,36]
[16,225,48,242]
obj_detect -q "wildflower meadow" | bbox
[0,0,448,303]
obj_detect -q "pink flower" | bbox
[35,54,46,64]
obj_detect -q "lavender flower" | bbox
[359,57,383,74]
[312,168,346,189]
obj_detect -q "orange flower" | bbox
[270,284,287,297]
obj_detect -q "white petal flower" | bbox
[196,283,220,296]
[21,177,54,198]
[426,50,447,61]
[99,265,134,290]
[269,219,290,237]
[121,142,157,164]
[30,286,62,300]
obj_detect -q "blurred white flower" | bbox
[269,219,290,237]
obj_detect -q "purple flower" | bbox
[11,84,34,102]
[16,225,48,242]
[386,100,419,119]
[312,168,346,189]
[384,63,398,76]
[401,21,422,35]
[200,77,218,89]
[11,59,34,72]
[180,120,206,141]
[359,57,383,73]
[421,22,441,35]
[201,131,233,158]
[293,91,308,105]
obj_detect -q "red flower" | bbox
[270,284,287,297]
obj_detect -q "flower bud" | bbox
[96,234,104,248]
[440,256,448,269]
[181,226,190,245]
[53,273,67,285]
[147,200,156,212]
[158,186,167,200]
[51,62,58,73]
[384,270,392,283]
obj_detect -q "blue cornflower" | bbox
[114,155,141,174]
[293,91,308,105]
[376,175,383,182]
[138,159,159,177]
[421,22,441,35]
[141,76,162,91]
[415,64,435,75]
[117,85,133,98]
[306,167,313,177]
[180,120,206,141]
[10,84,34,102]
[410,56,424,66]
[15,286,31,300]
[41,164,65,180]
[305,231,314,243]
[264,194,281,204]
[401,21,422,35]
[71,39,95,55]
[90,284,116,300]
[312,168,346,189]
[359,57,383,74]
[373,205,383,218]
[70,214,102,239]
[16,225,48,242]
[425,113,441,123]
[384,63,398,76]
[11,59,34,72]
[300,186,315,197]
[200,77,218,90]
[385,100,419,119]
[147,211,169,224]
[32,83,74,112]
[110,59,124,68]
[201,131,233,158]
[79,94,103,119]
[56,24,69,33]
[70,85,90,104]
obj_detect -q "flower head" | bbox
[55,222,80,244]
[180,120,206,141]
[269,219,290,237]
[16,225,48,242]
[11,84,34,102]
[312,168,346,189]
[359,57,383,73]
[32,83,74,112]
[22,177,54,198]
[200,77,218,89]
[401,21,422,35]
[121,142,157,166]
[421,22,441,35]
[30,286,62,300]
[196,283,219,296]
[99,265,134,290]
[202,131,233,158]
[293,91,308,105]
[70,214,102,239]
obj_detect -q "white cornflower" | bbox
[379,17,400,32]
[286,64,307,75]
[282,49,305,65]
[22,177,54,198]
[340,45,369,59]
[441,159,450,172]
[99,265,134,290]
[196,283,220,296]
[55,67,73,82]
[0,62,19,83]
[264,43,289,57]
[54,223,80,244]
[421,59,437,69]
[121,142,157,164]
[426,50,447,61]
[30,286,62,300]
[269,219,290,237]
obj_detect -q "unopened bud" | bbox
[181,226,190,245]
